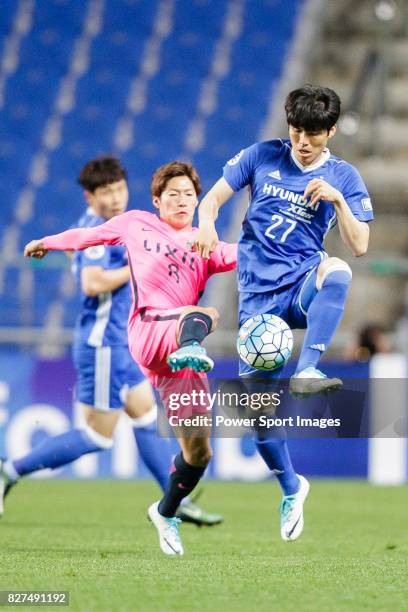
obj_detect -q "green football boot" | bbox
[167,343,214,374]
[176,491,223,527]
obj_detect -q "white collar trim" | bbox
[290,147,331,173]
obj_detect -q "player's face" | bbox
[289,125,336,166]
[86,179,129,219]
[153,176,198,230]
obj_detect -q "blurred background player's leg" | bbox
[0,408,117,517]
[0,347,170,514]
[125,379,172,493]
[0,371,223,526]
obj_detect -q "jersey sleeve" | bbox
[43,212,130,251]
[222,143,259,191]
[208,242,237,274]
[340,165,374,222]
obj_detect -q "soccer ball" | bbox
[237,314,293,371]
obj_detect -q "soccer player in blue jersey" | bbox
[0,156,222,527]
[195,85,373,540]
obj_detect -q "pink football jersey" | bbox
[43,210,237,317]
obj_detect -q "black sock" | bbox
[158,453,206,517]
[179,312,213,347]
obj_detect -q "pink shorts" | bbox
[128,307,210,419]
[129,307,184,377]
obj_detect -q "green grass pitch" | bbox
[0,480,407,611]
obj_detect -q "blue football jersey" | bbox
[223,139,374,293]
[73,209,131,347]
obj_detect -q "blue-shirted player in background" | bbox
[195,85,373,540]
[0,156,222,527]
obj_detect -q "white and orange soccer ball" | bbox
[237,314,293,371]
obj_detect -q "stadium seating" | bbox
[0,0,303,329]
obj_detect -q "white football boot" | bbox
[289,366,342,398]
[280,475,310,541]
[148,501,184,556]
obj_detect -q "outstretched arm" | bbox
[24,215,127,259]
[24,239,49,259]
[195,178,234,259]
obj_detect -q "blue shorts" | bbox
[238,252,325,377]
[73,344,146,411]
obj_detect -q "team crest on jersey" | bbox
[227,150,244,166]
[361,198,372,212]
[85,245,106,259]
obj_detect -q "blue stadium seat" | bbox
[0,1,17,46]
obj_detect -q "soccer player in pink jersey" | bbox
[24,161,237,556]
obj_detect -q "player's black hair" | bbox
[78,156,127,192]
[285,85,341,132]
[151,161,202,198]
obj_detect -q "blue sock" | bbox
[131,407,172,492]
[296,268,352,373]
[11,427,111,477]
[255,437,300,496]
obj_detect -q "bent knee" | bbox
[317,257,352,289]
[204,307,219,330]
[81,424,114,449]
[185,444,213,467]
[83,407,120,440]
